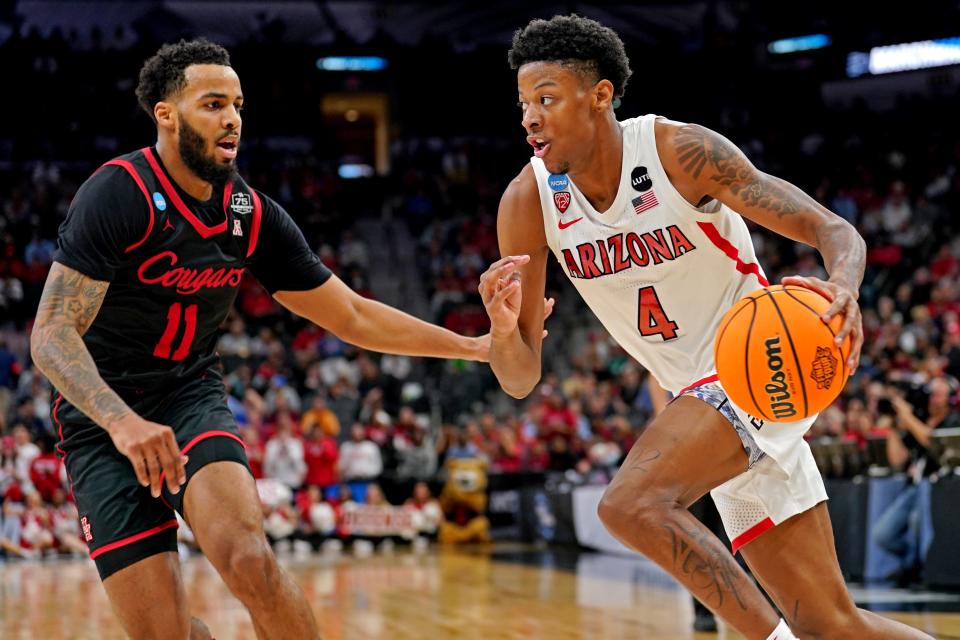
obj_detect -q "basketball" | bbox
[714,285,852,422]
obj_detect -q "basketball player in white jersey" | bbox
[479,15,931,640]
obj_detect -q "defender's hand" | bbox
[107,414,188,498]
[478,255,530,339]
[473,296,555,360]
[781,275,863,370]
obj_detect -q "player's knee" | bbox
[598,483,676,543]
[220,534,280,600]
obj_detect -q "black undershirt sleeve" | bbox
[246,192,332,294]
[53,165,149,282]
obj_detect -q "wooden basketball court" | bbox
[1,544,957,639]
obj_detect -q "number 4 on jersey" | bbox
[637,286,679,341]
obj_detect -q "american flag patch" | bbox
[632,191,659,214]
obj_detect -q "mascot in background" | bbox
[438,458,491,543]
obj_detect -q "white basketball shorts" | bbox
[679,375,828,554]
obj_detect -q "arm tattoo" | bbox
[662,522,748,612]
[31,264,132,429]
[674,125,803,217]
[816,220,866,289]
[627,448,661,473]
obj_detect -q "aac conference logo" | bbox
[548,174,569,191]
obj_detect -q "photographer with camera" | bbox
[874,378,960,587]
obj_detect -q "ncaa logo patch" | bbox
[230,192,253,215]
[553,191,571,213]
[548,174,569,191]
[152,192,167,211]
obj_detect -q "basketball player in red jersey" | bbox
[30,39,552,640]
[479,15,930,640]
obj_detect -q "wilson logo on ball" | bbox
[809,346,838,390]
[764,336,797,419]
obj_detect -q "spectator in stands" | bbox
[442,426,480,460]
[27,435,61,502]
[11,397,46,436]
[0,339,21,398]
[265,376,302,418]
[0,499,29,559]
[0,437,18,497]
[327,378,361,441]
[547,435,578,472]
[526,440,551,472]
[20,490,54,555]
[217,316,253,367]
[490,427,523,474]
[396,419,437,481]
[874,378,960,586]
[297,485,336,542]
[405,481,442,537]
[11,424,39,488]
[303,422,339,491]
[49,488,86,555]
[241,425,264,479]
[365,483,389,506]
[339,424,383,482]
[301,393,341,438]
[263,413,307,490]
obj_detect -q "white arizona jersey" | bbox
[532,114,770,396]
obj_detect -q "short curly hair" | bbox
[508,15,632,99]
[136,38,231,122]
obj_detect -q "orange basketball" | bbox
[714,285,852,422]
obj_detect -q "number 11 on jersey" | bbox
[154,302,198,360]
[638,286,679,341]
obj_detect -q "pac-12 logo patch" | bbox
[230,192,253,215]
[152,192,167,211]
[548,174,569,191]
[553,191,571,213]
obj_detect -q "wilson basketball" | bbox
[714,285,852,422]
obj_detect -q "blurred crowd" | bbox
[2,26,960,568]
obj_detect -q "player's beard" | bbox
[178,118,237,187]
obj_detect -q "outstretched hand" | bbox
[478,255,530,338]
[471,293,555,362]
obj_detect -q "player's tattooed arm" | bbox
[661,121,866,367]
[31,262,133,428]
[671,124,805,218]
[664,122,864,272]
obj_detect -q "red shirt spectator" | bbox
[29,451,62,502]
[303,429,339,488]
[241,427,265,479]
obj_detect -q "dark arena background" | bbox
[2,2,960,638]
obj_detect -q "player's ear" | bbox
[593,79,615,112]
[154,102,176,132]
